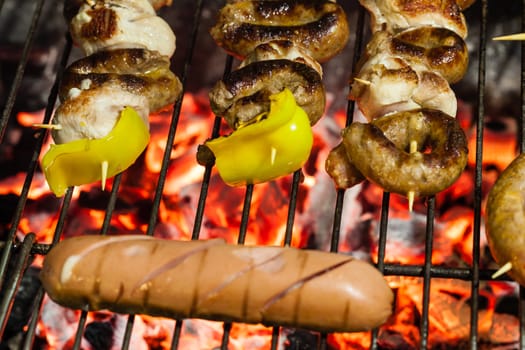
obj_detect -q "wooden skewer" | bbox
[32,123,62,130]
[101,161,109,191]
[353,77,372,86]
[491,261,513,279]
[493,33,525,41]
[407,140,418,212]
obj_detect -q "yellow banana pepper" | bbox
[205,88,314,186]
[41,106,150,196]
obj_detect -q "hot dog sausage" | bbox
[40,235,394,333]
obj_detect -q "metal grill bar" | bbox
[0,0,48,290]
[0,0,45,142]
[469,0,488,347]
[0,0,517,349]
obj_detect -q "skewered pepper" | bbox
[41,106,150,196]
[204,88,314,186]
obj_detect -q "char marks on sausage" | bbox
[40,235,394,333]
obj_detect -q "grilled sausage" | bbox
[40,235,394,333]
[325,142,366,189]
[209,0,350,63]
[209,58,325,128]
[361,28,469,84]
[486,154,525,286]
[341,109,468,197]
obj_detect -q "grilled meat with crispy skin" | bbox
[59,48,181,114]
[210,0,349,63]
[69,0,176,57]
[53,48,181,144]
[361,28,468,84]
[350,52,457,120]
[358,0,467,38]
[209,41,325,129]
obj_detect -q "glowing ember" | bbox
[2,94,521,349]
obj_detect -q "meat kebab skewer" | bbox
[203,0,350,186]
[326,0,472,211]
[39,0,182,196]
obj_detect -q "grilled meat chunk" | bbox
[361,28,468,84]
[53,48,181,144]
[358,0,467,38]
[350,52,456,121]
[59,48,181,114]
[209,59,325,129]
[69,0,176,57]
[340,109,468,197]
[210,0,349,62]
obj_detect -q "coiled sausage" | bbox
[341,109,468,197]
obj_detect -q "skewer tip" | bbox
[492,33,525,41]
[491,261,513,279]
[101,161,109,191]
[407,140,418,212]
[409,140,418,153]
[353,77,372,86]
[407,191,415,212]
[32,123,62,130]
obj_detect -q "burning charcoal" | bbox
[1,266,41,341]
[84,321,114,350]
[0,0,66,112]
[77,188,132,211]
[0,193,19,230]
[284,329,320,350]
[495,295,519,317]
[377,328,419,350]
[455,0,522,117]
[489,313,519,345]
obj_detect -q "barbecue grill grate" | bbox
[0,0,521,349]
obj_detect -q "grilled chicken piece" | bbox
[69,0,176,57]
[53,48,182,144]
[358,0,467,38]
[52,88,149,144]
[350,53,457,121]
[64,0,173,20]
[360,28,468,84]
[59,48,181,114]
